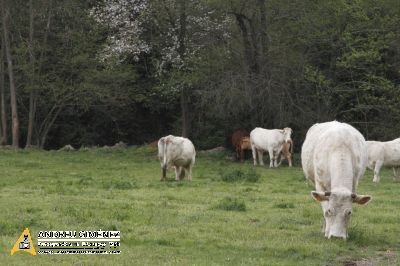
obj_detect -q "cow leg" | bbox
[272,151,277,167]
[161,166,167,181]
[288,154,292,167]
[187,165,193,181]
[257,150,264,166]
[393,167,400,181]
[273,150,280,167]
[252,146,258,166]
[179,167,186,180]
[277,154,283,167]
[236,146,240,161]
[315,182,329,235]
[240,148,245,162]
[174,166,181,181]
[268,149,274,168]
[373,160,383,183]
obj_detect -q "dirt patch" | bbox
[342,250,397,266]
[58,144,75,151]
[343,258,380,266]
[199,146,226,154]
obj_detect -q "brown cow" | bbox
[237,136,252,162]
[277,139,293,167]
[231,128,249,160]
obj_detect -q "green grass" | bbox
[0,147,398,265]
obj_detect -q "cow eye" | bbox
[345,210,352,216]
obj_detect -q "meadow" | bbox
[0,147,398,266]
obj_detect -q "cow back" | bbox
[158,135,196,168]
[302,121,367,186]
[250,127,285,152]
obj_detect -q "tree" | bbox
[91,0,231,138]
[0,0,398,149]
[26,0,35,147]
[0,29,7,145]
[1,0,19,147]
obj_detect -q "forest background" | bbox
[0,0,399,150]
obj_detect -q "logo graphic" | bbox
[10,228,36,256]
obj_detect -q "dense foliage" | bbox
[0,0,399,149]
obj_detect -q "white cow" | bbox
[250,127,292,167]
[367,138,400,182]
[157,135,196,181]
[301,121,372,239]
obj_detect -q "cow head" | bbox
[282,127,292,143]
[311,190,371,239]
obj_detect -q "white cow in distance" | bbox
[301,121,372,239]
[157,135,196,181]
[250,127,292,167]
[367,138,400,182]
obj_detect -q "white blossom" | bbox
[90,0,232,69]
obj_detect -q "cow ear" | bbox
[311,191,330,202]
[352,194,372,205]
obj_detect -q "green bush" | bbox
[273,202,295,209]
[102,179,138,190]
[220,168,260,183]
[215,197,246,212]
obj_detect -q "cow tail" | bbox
[163,140,167,166]
[162,139,168,178]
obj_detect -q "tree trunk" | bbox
[258,0,270,82]
[234,13,254,72]
[0,30,7,145]
[247,18,259,74]
[30,1,53,146]
[258,0,268,59]
[38,105,63,148]
[178,0,190,138]
[26,0,36,147]
[1,0,19,148]
[180,87,189,138]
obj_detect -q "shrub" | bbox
[273,202,295,209]
[220,168,260,183]
[215,197,246,212]
[102,179,138,190]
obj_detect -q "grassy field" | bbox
[0,147,398,265]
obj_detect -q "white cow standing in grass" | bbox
[366,138,400,183]
[158,135,196,181]
[250,127,292,167]
[301,121,372,239]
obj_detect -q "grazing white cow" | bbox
[250,127,292,167]
[367,138,400,182]
[301,121,372,239]
[157,135,196,181]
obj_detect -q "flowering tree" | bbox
[91,0,231,136]
[90,0,151,62]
